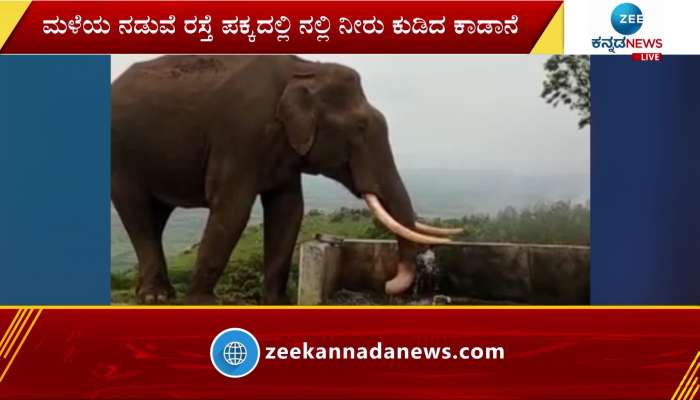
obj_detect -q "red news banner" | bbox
[1,1,561,53]
[0,307,698,399]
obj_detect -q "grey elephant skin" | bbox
[111,55,422,304]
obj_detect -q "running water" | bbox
[412,249,440,297]
[325,248,523,305]
[328,249,444,305]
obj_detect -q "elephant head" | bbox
[276,61,463,295]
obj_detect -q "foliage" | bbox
[217,252,264,304]
[110,271,134,291]
[330,207,371,223]
[541,55,590,128]
[363,218,393,239]
[454,200,590,245]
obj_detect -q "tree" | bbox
[541,55,590,129]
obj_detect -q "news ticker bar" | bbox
[0,1,563,53]
[0,307,697,399]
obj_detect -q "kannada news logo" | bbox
[592,2,663,57]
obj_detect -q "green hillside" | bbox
[112,202,589,304]
[111,209,382,304]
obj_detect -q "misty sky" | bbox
[111,55,589,175]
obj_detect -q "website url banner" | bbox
[0,307,697,399]
[264,342,506,361]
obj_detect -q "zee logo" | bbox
[611,3,643,35]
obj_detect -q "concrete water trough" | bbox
[298,237,590,305]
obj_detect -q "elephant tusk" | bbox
[414,222,464,237]
[363,194,450,245]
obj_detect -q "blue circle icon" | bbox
[611,3,643,35]
[210,328,260,378]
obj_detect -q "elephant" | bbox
[111,55,462,304]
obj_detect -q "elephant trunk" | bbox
[362,165,443,296]
[347,107,462,295]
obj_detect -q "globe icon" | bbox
[223,341,247,366]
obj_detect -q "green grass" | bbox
[111,209,381,304]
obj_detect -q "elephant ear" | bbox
[277,74,317,156]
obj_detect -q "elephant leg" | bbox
[261,177,303,305]
[148,201,176,298]
[112,184,175,304]
[186,194,255,304]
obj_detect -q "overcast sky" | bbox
[111,55,589,175]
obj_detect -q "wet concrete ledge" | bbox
[298,239,590,305]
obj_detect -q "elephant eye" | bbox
[350,122,367,145]
[356,118,369,133]
[354,123,368,142]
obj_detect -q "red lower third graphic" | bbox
[0,307,697,399]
